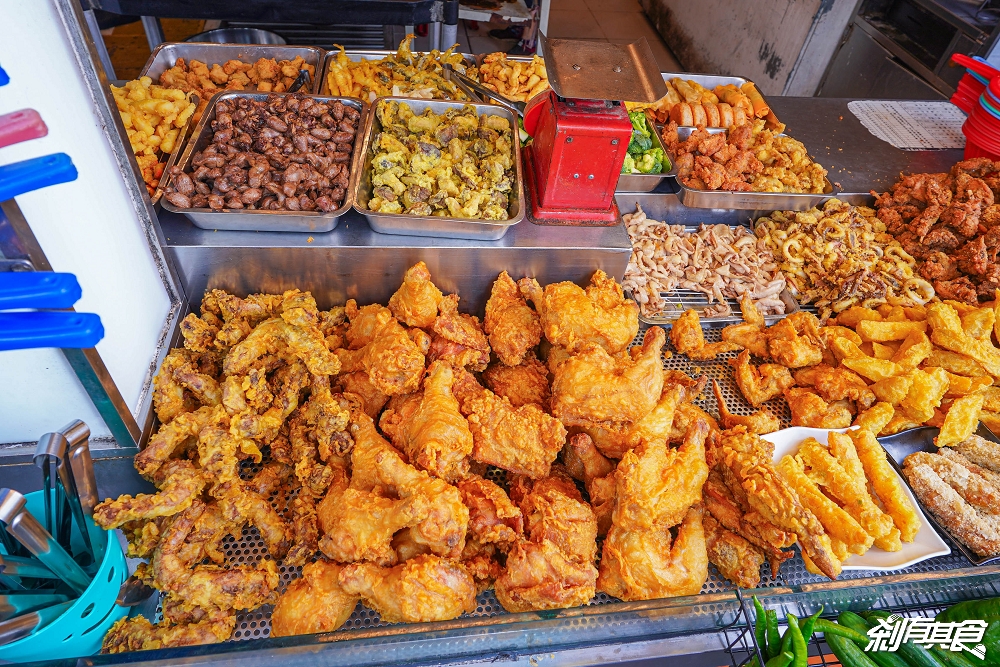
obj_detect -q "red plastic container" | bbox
[963,119,1000,159]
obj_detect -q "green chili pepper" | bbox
[801,606,824,640]
[787,614,808,667]
[765,651,795,667]
[766,609,781,660]
[780,617,794,657]
[754,596,769,660]
[817,616,872,645]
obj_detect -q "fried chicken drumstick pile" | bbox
[98,263,736,654]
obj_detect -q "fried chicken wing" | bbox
[767,312,823,368]
[704,512,764,588]
[388,261,444,329]
[94,460,207,529]
[519,270,639,354]
[339,554,477,623]
[429,295,491,371]
[784,387,853,429]
[721,322,771,359]
[379,360,473,482]
[485,271,543,366]
[271,560,359,637]
[730,349,794,407]
[670,309,742,360]
[482,354,550,409]
[794,364,875,409]
[712,379,780,434]
[457,476,523,550]
[563,433,616,536]
[453,369,566,479]
[336,300,426,395]
[551,326,666,425]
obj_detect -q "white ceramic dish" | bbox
[760,427,951,571]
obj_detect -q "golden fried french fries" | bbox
[925,349,990,378]
[900,368,950,423]
[892,331,932,371]
[854,402,895,434]
[777,454,873,555]
[836,307,882,328]
[831,337,867,363]
[962,307,996,340]
[872,342,895,360]
[871,375,913,405]
[936,393,985,447]
[842,357,903,382]
[943,372,993,398]
[857,320,927,342]
[849,429,921,542]
[882,413,922,435]
[931,328,1000,377]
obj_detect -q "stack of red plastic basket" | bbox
[952,54,1000,159]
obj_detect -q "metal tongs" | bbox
[288,68,312,93]
[442,63,526,118]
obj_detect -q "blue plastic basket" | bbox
[1,490,127,663]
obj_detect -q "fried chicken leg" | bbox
[484,271,543,366]
[388,261,444,329]
[271,560,359,637]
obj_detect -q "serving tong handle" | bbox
[442,63,526,118]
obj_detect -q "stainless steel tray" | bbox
[616,117,672,193]
[319,49,478,98]
[616,193,799,324]
[161,91,367,233]
[665,126,835,210]
[140,43,325,94]
[354,97,523,240]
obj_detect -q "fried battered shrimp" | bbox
[339,555,477,623]
[731,349,794,407]
[429,295,491,372]
[271,560,359,637]
[519,270,639,354]
[670,309,742,360]
[551,326,666,425]
[102,613,235,653]
[712,379,780,434]
[484,271,542,366]
[388,261,444,328]
[94,460,207,529]
[482,354,550,409]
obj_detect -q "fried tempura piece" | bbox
[339,554,477,623]
[794,364,875,409]
[495,472,599,612]
[670,309,741,360]
[731,349,794,407]
[336,300,426,396]
[908,451,1000,513]
[903,459,1000,557]
[482,354,550,409]
[717,428,840,579]
[101,613,235,653]
[784,388,853,429]
[776,454,873,556]
[551,326,666,425]
[704,512,765,588]
[94,460,207,529]
[953,434,1000,473]
[379,360,473,482]
[429,295,491,372]
[457,476,523,551]
[798,438,900,551]
[135,404,228,477]
[485,271,543,366]
[388,261,444,329]
[454,369,566,479]
[519,270,639,354]
[712,379,780,434]
[940,446,1000,489]
[271,560,359,637]
[563,432,616,536]
[850,429,921,542]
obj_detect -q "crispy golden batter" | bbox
[429,295,491,372]
[284,494,319,568]
[134,404,228,477]
[670,309,742,360]
[153,349,198,423]
[457,476,523,551]
[519,270,639,354]
[388,261,444,329]
[704,512,765,588]
[794,364,875,409]
[102,613,235,653]
[563,432,616,537]
[339,555,477,623]
[94,460,207,529]
[551,326,665,425]
[271,560,359,637]
[850,429,921,542]
[336,300,426,396]
[784,388,853,429]
[335,370,389,418]
[908,451,1000,513]
[482,354,550,409]
[767,312,823,368]
[484,271,543,366]
[731,349,794,407]
[712,379,780,435]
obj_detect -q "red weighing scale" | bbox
[521,36,668,225]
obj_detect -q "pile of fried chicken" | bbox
[874,158,1000,305]
[97,263,743,653]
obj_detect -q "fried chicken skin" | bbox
[453,369,566,479]
[224,316,340,378]
[551,326,666,425]
[712,379,780,435]
[271,560,359,637]
[152,349,199,423]
[484,271,543,366]
[339,555,477,623]
[134,404,229,478]
[730,349,794,407]
[670,309,742,360]
[94,460,208,530]
[429,295,491,372]
[495,472,599,612]
[388,261,444,329]
[379,360,473,482]
[519,270,639,354]
[336,300,426,395]
[482,354,550,409]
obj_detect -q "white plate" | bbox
[761,427,951,571]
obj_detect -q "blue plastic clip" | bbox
[0,273,82,311]
[0,65,8,87]
[0,312,104,351]
[0,153,78,201]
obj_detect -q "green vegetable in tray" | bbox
[621,110,669,175]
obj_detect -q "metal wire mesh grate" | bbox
[148,323,975,645]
